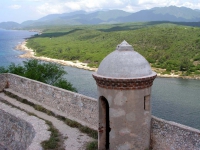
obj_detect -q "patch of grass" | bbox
[41,121,65,150]
[57,115,98,139]
[4,90,98,140]
[86,141,98,150]
[64,117,80,128]
[79,126,98,139]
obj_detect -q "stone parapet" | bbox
[1,73,200,149]
[0,73,8,92]
[0,73,98,129]
[151,116,200,150]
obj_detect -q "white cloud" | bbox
[34,0,200,16]
[137,0,179,9]
[181,2,200,9]
[123,5,138,12]
[114,0,124,5]
[9,5,21,9]
[138,0,179,5]
[137,0,200,9]
[64,2,81,10]
[36,0,128,15]
[3,0,200,23]
[37,3,65,14]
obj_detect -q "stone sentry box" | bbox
[93,41,157,150]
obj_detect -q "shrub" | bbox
[0,59,77,92]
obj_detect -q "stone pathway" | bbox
[0,93,94,150]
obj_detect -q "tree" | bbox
[179,57,191,72]
[53,79,77,92]
[0,59,77,92]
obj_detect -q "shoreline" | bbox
[15,41,97,71]
[15,41,200,80]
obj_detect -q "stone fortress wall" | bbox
[0,73,98,130]
[0,109,34,150]
[151,116,200,150]
[0,98,50,150]
[0,73,200,149]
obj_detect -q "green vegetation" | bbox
[26,22,200,76]
[0,59,77,92]
[86,141,98,150]
[41,120,65,150]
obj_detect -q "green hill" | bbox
[26,22,200,76]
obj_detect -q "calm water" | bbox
[0,29,36,66]
[1,29,200,130]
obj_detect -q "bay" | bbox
[1,29,200,130]
[0,29,37,66]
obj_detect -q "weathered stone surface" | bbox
[0,102,50,150]
[1,73,98,129]
[97,87,152,150]
[0,109,33,150]
[1,73,200,150]
[96,40,155,78]
[0,73,8,91]
[151,116,200,150]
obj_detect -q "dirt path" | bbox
[0,93,93,150]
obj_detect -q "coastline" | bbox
[15,41,200,80]
[15,41,97,71]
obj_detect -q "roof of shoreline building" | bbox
[96,40,156,78]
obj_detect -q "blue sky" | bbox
[0,0,200,23]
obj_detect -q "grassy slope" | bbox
[26,22,200,76]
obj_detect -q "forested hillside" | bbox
[26,22,200,76]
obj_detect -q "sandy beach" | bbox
[15,41,97,71]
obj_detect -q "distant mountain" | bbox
[152,6,200,20]
[118,6,200,22]
[1,6,200,29]
[0,21,21,29]
[38,10,87,22]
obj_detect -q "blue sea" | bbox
[1,29,200,130]
[0,29,37,66]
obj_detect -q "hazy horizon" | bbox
[1,0,200,23]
